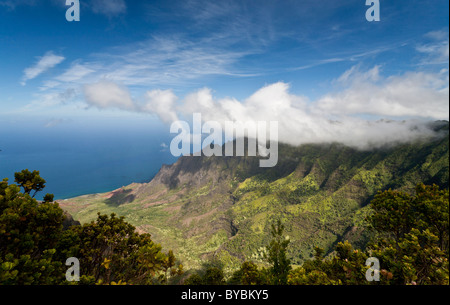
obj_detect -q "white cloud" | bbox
[92,64,447,149]
[166,79,445,149]
[28,60,448,150]
[26,35,252,114]
[141,89,179,123]
[55,63,95,83]
[316,66,449,120]
[21,51,65,85]
[100,36,251,86]
[83,81,134,111]
[416,30,449,65]
[80,66,447,150]
[20,89,77,112]
[40,80,61,91]
[39,35,252,93]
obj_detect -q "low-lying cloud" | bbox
[82,65,449,150]
[316,66,449,119]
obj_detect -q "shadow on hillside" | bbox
[105,189,136,206]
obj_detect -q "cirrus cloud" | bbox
[21,51,65,85]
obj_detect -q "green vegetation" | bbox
[14,169,46,198]
[265,220,291,285]
[185,184,449,285]
[60,127,449,274]
[0,171,182,285]
[285,183,448,285]
[1,174,448,285]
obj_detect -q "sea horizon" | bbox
[0,117,178,201]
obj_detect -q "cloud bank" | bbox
[82,65,449,150]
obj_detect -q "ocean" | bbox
[0,118,178,200]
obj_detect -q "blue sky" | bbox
[0,0,448,146]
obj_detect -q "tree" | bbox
[288,267,339,285]
[367,184,449,285]
[43,193,55,203]
[70,213,182,285]
[414,183,449,252]
[368,188,416,246]
[1,171,182,285]
[265,220,291,285]
[14,169,46,198]
[184,273,203,285]
[183,259,225,285]
[203,266,225,285]
[288,242,368,285]
[287,183,448,286]
[230,261,264,285]
[0,178,65,284]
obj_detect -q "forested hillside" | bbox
[60,121,449,273]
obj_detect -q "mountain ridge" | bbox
[60,121,449,272]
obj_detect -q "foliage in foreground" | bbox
[0,170,182,285]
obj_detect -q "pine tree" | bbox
[14,169,46,198]
[266,220,291,285]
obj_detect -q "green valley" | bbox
[59,121,449,274]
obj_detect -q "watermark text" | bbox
[66,0,80,22]
[170,113,279,167]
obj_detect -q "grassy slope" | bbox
[60,127,449,273]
